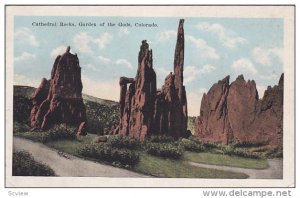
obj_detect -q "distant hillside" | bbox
[13,85,119,135]
[14,85,35,98]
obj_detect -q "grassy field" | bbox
[184,152,269,169]
[45,134,97,155]
[43,136,249,178]
[135,152,248,178]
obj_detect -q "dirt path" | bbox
[13,137,148,177]
[189,159,283,179]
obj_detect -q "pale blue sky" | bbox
[14,16,283,116]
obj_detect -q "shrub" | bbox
[219,145,261,159]
[180,138,205,152]
[229,138,268,148]
[220,145,236,156]
[41,124,76,143]
[204,142,219,149]
[13,151,55,176]
[13,122,30,133]
[233,148,262,159]
[13,95,32,124]
[76,143,139,166]
[146,142,184,159]
[107,135,140,149]
[148,135,175,143]
[84,100,119,135]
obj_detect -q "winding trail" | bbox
[13,137,148,177]
[14,137,282,179]
[189,158,283,179]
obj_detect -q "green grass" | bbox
[184,152,269,169]
[134,152,248,178]
[45,134,97,155]
[15,132,44,142]
[40,137,249,179]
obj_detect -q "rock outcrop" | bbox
[30,46,88,136]
[152,19,188,138]
[112,19,188,140]
[195,74,283,147]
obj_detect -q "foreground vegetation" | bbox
[13,151,55,176]
[184,152,269,169]
[14,121,281,178]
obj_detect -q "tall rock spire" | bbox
[112,19,188,140]
[174,19,185,100]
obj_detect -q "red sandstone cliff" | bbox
[195,74,283,147]
[30,46,88,136]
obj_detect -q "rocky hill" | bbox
[195,74,283,148]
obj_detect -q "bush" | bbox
[107,135,140,150]
[233,148,262,159]
[13,122,30,133]
[180,138,205,152]
[229,138,268,148]
[219,145,261,159]
[148,135,175,143]
[76,143,139,166]
[146,142,184,159]
[39,124,76,143]
[220,145,236,156]
[84,100,119,135]
[13,95,32,124]
[13,151,55,176]
[17,124,76,143]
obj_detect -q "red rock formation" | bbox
[30,78,50,128]
[30,46,88,136]
[114,19,188,140]
[195,74,283,147]
[194,76,232,144]
[227,75,259,143]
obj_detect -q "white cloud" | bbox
[158,30,177,41]
[50,45,68,58]
[184,65,216,83]
[94,32,113,49]
[252,47,283,67]
[200,64,216,74]
[185,66,201,83]
[14,27,40,47]
[73,32,113,53]
[81,75,119,101]
[197,22,246,48]
[186,35,220,60]
[258,73,278,80]
[256,85,266,99]
[14,52,36,63]
[231,58,258,75]
[156,67,170,77]
[118,27,130,37]
[83,64,99,72]
[73,32,93,54]
[98,55,111,64]
[158,30,219,60]
[14,74,41,88]
[115,59,133,69]
[187,88,207,117]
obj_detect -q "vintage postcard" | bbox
[5,5,295,187]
